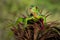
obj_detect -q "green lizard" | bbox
[16,6,46,29]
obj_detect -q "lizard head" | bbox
[30,6,39,14]
[29,5,39,18]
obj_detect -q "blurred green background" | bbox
[0,0,60,40]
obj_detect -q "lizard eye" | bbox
[36,6,38,10]
[30,13,33,16]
